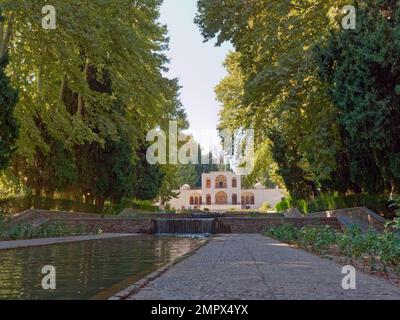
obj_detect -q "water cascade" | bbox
[153,219,217,235]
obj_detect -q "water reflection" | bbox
[0,235,201,300]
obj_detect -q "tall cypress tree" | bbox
[0,53,19,170]
[316,0,400,193]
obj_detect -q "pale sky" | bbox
[159,0,233,152]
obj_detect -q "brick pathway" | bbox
[128,234,400,300]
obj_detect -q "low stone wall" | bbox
[7,209,341,235]
[309,207,387,232]
[56,218,151,234]
[217,217,341,234]
[6,209,152,233]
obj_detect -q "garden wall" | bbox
[56,218,151,234]
[308,207,387,232]
[5,209,152,233]
[216,217,341,234]
[8,208,376,235]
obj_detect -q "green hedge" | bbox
[0,196,159,216]
[1,221,102,241]
[275,193,394,218]
[102,198,159,215]
[0,196,103,215]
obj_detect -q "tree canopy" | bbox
[0,0,187,205]
[196,0,396,199]
[317,0,400,193]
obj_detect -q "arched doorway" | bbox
[232,193,237,205]
[215,191,228,205]
[206,194,211,205]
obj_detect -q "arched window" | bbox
[195,197,199,205]
[232,178,237,188]
[190,197,194,205]
[241,192,255,206]
[206,179,211,188]
[206,194,211,205]
[199,197,202,205]
[215,175,227,189]
[232,194,237,205]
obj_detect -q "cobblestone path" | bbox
[128,234,400,300]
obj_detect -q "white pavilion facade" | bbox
[167,171,285,211]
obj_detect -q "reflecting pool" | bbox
[0,235,202,300]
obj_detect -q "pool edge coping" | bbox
[109,237,212,300]
[0,233,139,250]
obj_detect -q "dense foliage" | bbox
[0,51,18,170]
[316,0,400,194]
[0,1,188,206]
[0,221,102,240]
[196,0,400,203]
[0,195,160,216]
[196,0,349,197]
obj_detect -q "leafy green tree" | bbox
[175,164,197,189]
[196,0,353,198]
[133,145,164,201]
[0,10,18,171]
[0,1,187,204]
[316,0,400,193]
[0,53,18,170]
[270,131,317,199]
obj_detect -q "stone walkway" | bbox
[0,233,136,250]
[128,234,400,300]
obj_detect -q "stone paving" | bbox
[128,234,400,300]
[0,233,136,250]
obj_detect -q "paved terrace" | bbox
[128,234,400,300]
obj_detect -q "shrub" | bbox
[266,219,400,274]
[390,196,400,217]
[266,224,299,244]
[298,226,337,254]
[131,199,159,212]
[259,202,271,211]
[275,196,294,212]
[1,221,94,240]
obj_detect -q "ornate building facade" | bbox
[167,171,285,211]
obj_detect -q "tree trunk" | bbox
[0,17,13,59]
